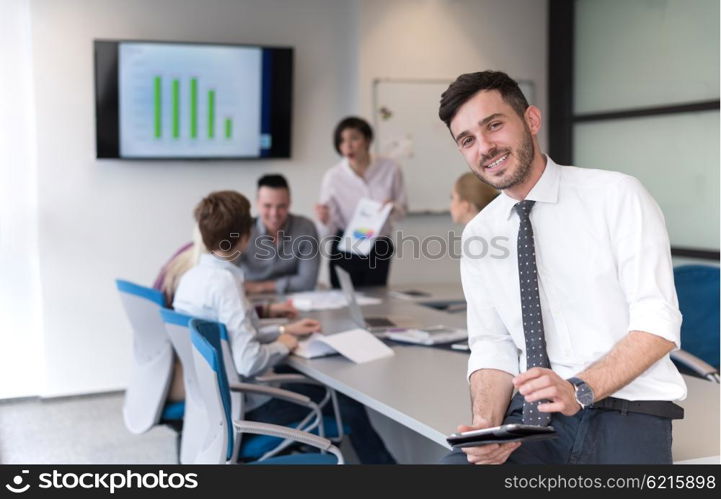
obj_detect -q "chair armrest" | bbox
[229,382,312,406]
[252,374,342,444]
[671,350,720,383]
[233,420,344,464]
[229,381,324,434]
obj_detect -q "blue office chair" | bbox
[159,309,208,464]
[672,265,720,382]
[115,280,184,446]
[190,319,344,464]
[160,309,342,463]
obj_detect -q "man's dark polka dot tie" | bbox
[514,200,552,426]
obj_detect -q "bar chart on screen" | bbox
[118,42,264,158]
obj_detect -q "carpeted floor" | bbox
[0,392,177,464]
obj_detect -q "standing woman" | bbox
[315,117,407,288]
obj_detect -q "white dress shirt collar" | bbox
[199,253,244,281]
[498,155,561,220]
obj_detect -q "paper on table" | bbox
[289,290,381,311]
[293,333,337,359]
[388,289,431,300]
[337,198,392,256]
[386,326,467,346]
[293,329,395,363]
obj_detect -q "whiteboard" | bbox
[373,78,534,213]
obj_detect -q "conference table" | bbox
[288,293,470,450]
[281,285,719,464]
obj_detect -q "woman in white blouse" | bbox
[315,117,407,288]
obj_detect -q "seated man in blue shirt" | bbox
[240,174,320,295]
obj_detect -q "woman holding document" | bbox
[315,117,407,288]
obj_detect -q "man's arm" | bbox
[576,330,675,401]
[517,330,675,415]
[470,369,515,426]
[274,225,320,293]
[458,231,522,464]
[460,369,520,465]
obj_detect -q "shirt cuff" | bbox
[627,300,682,348]
[466,340,520,381]
[275,276,289,294]
[270,340,290,357]
[257,324,281,342]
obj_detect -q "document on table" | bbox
[289,290,381,311]
[337,198,392,256]
[293,329,395,363]
[386,326,467,345]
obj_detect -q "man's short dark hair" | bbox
[333,116,373,155]
[438,70,529,130]
[257,174,289,191]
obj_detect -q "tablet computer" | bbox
[447,424,557,448]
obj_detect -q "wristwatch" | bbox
[567,377,594,409]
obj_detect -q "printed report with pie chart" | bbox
[338,198,392,256]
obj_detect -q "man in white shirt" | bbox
[438,71,685,464]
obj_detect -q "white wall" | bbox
[0,0,44,399]
[30,0,358,396]
[25,0,547,397]
[357,0,548,284]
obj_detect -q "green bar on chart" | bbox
[225,118,232,139]
[153,76,161,138]
[208,90,215,138]
[190,78,198,139]
[172,79,180,139]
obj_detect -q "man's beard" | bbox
[475,126,535,191]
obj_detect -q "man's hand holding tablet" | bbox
[447,419,557,465]
[448,424,556,447]
[447,418,520,465]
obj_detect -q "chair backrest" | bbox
[215,323,243,415]
[190,319,236,463]
[189,323,343,465]
[160,308,207,464]
[160,309,244,463]
[674,265,720,368]
[116,279,173,434]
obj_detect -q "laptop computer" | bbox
[335,267,397,330]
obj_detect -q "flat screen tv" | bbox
[94,40,293,159]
